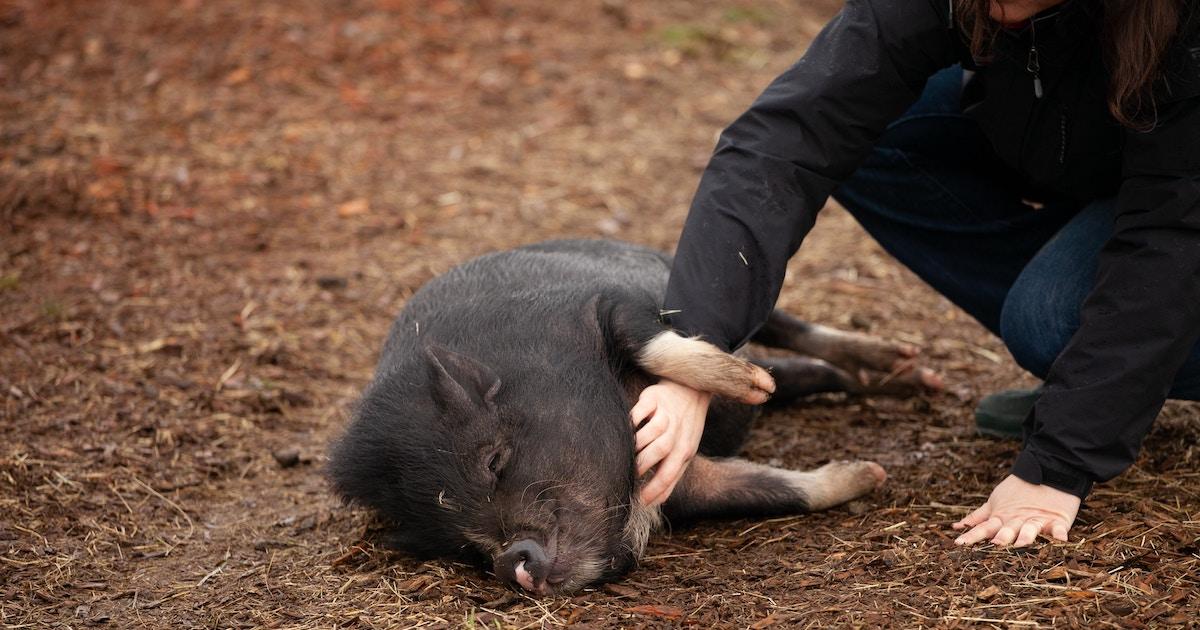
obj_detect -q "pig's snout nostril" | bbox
[495,539,550,592]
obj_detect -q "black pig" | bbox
[329,240,936,595]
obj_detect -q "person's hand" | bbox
[953,474,1081,546]
[630,380,711,507]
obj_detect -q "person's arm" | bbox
[635,0,959,506]
[662,0,957,351]
[956,83,1200,546]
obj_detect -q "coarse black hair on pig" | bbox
[328,242,666,593]
[328,239,899,595]
[329,341,643,571]
[328,344,500,561]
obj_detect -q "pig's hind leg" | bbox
[753,355,931,399]
[752,311,942,394]
[661,455,886,522]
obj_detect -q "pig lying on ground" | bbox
[329,239,939,596]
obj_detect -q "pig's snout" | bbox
[495,539,550,593]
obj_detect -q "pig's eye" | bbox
[484,447,507,480]
[482,444,506,484]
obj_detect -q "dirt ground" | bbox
[2,0,1199,627]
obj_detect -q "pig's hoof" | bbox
[855,363,945,397]
[820,460,886,489]
[637,331,776,402]
[801,460,888,510]
[816,328,920,374]
[738,362,777,404]
[864,461,887,489]
[702,356,776,404]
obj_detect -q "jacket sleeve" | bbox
[662,0,958,351]
[1012,89,1200,498]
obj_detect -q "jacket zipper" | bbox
[1027,18,1043,99]
[1058,107,1068,164]
[1024,5,1067,99]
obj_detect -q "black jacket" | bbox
[663,0,1200,498]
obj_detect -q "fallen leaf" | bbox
[625,604,683,620]
[92,155,126,175]
[224,66,252,86]
[602,583,639,598]
[1042,566,1069,581]
[397,574,437,593]
[977,585,1002,601]
[337,198,369,217]
[86,178,125,202]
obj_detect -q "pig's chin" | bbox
[494,535,610,596]
[530,553,607,596]
[490,500,664,596]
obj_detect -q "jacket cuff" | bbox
[657,309,733,352]
[1010,449,1093,499]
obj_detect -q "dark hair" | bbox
[954,0,1184,129]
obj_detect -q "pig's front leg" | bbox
[636,331,775,404]
[660,455,886,522]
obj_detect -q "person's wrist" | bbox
[660,379,711,401]
[1010,449,1093,499]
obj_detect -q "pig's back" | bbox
[377,240,672,369]
[410,239,669,307]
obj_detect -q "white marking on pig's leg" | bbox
[779,460,887,511]
[674,456,886,517]
[622,498,663,561]
[636,331,775,403]
[701,458,886,511]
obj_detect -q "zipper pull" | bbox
[1027,20,1044,100]
[1028,44,1043,99]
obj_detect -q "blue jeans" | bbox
[831,66,1200,399]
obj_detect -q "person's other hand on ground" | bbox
[953,474,1081,546]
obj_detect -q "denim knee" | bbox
[999,281,1075,379]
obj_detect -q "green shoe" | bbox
[974,387,1042,440]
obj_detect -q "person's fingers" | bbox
[643,459,691,507]
[1014,519,1045,547]
[637,457,670,504]
[953,503,991,530]
[642,448,688,506]
[991,518,1023,546]
[638,475,664,506]
[639,459,673,505]
[629,394,658,428]
[635,435,673,476]
[634,414,669,452]
[1050,521,1070,542]
[955,516,1002,545]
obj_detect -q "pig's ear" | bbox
[424,344,501,416]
